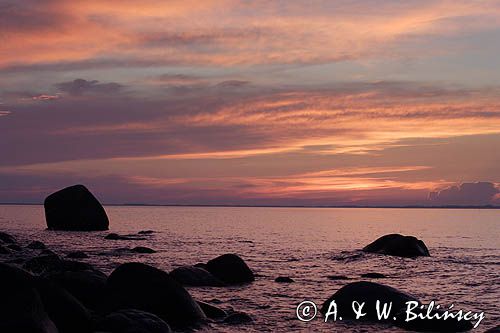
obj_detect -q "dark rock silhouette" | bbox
[206,254,255,284]
[361,272,386,278]
[196,301,227,319]
[321,281,418,321]
[47,269,107,311]
[44,184,109,231]
[97,309,172,333]
[36,278,92,333]
[170,266,224,287]
[363,234,430,257]
[0,231,16,243]
[28,240,47,250]
[275,276,294,283]
[0,263,58,333]
[484,325,500,332]
[223,312,253,325]
[321,281,473,331]
[106,262,206,328]
[138,230,155,235]
[23,254,93,275]
[66,251,88,259]
[131,246,156,254]
[105,233,146,240]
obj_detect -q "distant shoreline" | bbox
[1,202,499,209]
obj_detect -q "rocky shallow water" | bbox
[0,205,499,332]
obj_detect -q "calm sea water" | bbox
[0,205,498,332]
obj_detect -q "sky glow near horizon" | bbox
[1,0,499,205]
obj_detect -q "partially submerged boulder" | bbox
[321,281,473,331]
[206,254,254,284]
[363,234,430,258]
[44,184,109,231]
[196,301,227,319]
[97,309,172,333]
[170,266,224,287]
[106,262,206,328]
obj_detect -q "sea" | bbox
[0,205,498,332]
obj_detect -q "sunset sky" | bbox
[1,0,499,206]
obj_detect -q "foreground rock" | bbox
[362,234,430,258]
[170,266,224,287]
[44,184,109,231]
[106,262,206,328]
[47,269,107,311]
[206,254,255,284]
[97,309,172,333]
[196,301,227,319]
[23,254,93,275]
[0,263,58,333]
[321,281,472,331]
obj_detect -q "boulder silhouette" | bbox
[0,263,58,333]
[106,263,206,328]
[44,184,109,231]
[196,301,227,319]
[35,278,92,333]
[362,234,430,257]
[206,254,254,284]
[97,309,172,333]
[46,269,107,311]
[170,266,224,287]
[321,281,473,331]
[0,231,16,243]
[321,281,418,321]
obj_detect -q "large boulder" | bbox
[46,269,107,311]
[170,266,224,287]
[35,278,92,333]
[44,184,109,231]
[97,309,172,333]
[106,263,206,328]
[362,234,430,258]
[0,263,58,333]
[321,282,473,331]
[321,281,418,321]
[206,254,254,284]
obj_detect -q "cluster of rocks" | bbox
[0,231,255,333]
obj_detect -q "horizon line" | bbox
[0,202,499,209]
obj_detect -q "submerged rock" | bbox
[106,262,206,328]
[361,272,386,279]
[131,246,156,254]
[138,230,155,235]
[105,233,146,241]
[363,234,430,258]
[275,276,294,283]
[44,184,109,231]
[170,266,224,287]
[196,301,227,319]
[223,312,253,325]
[206,254,254,284]
[28,240,47,250]
[0,263,58,333]
[97,309,172,333]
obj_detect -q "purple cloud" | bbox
[429,182,499,206]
